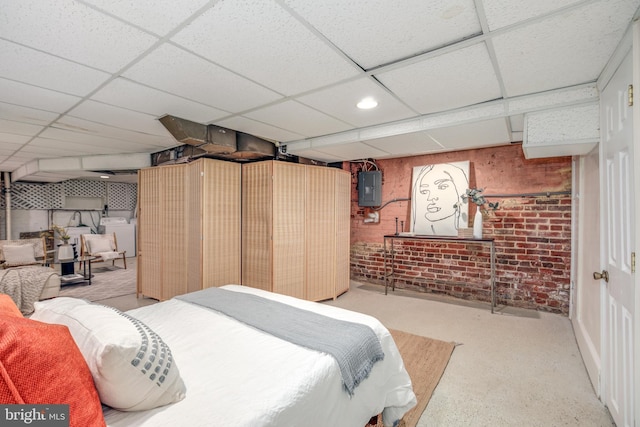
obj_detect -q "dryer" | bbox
[99,217,136,257]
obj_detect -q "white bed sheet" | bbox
[103,285,416,427]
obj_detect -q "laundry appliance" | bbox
[99,217,136,257]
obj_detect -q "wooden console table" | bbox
[383,234,497,313]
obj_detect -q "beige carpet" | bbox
[58,265,136,302]
[369,329,455,427]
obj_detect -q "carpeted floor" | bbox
[368,329,455,427]
[58,264,136,302]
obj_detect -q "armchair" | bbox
[0,237,49,269]
[80,233,127,269]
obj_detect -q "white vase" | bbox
[58,244,74,261]
[473,206,483,239]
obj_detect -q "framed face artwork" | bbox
[410,161,470,236]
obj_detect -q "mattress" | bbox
[103,285,416,427]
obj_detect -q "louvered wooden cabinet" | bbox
[137,158,241,300]
[242,161,350,301]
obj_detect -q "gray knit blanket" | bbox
[177,287,384,396]
[0,267,56,315]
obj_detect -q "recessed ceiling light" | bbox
[357,97,378,110]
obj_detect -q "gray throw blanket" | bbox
[0,267,56,315]
[177,287,384,396]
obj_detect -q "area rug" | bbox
[58,265,136,302]
[368,329,455,427]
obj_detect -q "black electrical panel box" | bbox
[358,171,382,207]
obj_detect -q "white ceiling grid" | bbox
[0,0,637,182]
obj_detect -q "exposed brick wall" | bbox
[349,144,572,315]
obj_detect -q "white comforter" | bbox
[103,285,416,427]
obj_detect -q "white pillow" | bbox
[3,244,37,266]
[88,238,113,253]
[31,297,186,411]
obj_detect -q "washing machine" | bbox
[99,217,136,257]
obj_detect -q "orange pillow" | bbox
[0,315,106,427]
[0,294,21,318]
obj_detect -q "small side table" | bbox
[59,255,96,286]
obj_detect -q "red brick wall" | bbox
[348,143,573,315]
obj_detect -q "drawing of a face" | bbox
[411,161,469,236]
[419,164,458,222]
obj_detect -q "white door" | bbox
[572,149,602,395]
[600,51,635,427]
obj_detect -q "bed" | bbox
[27,285,416,427]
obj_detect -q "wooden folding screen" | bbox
[137,159,241,300]
[242,161,350,301]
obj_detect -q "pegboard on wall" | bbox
[107,182,137,210]
[0,182,64,210]
[0,180,137,211]
[63,180,105,198]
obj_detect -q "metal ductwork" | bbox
[158,115,236,154]
[158,115,276,160]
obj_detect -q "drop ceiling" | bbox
[0,0,637,182]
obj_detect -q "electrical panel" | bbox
[358,171,381,207]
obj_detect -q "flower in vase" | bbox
[457,188,499,211]
[51,224,71,243]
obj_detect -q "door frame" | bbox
[632,19,640,423]
[571,150,602,396]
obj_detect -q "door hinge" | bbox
[628,84,634,107]
[632,252,636,273]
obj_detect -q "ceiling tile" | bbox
[362,131,444,157]
[33,130,150,155]
[0,103,60,126]
[0,40,110,96]
[90,78,228,123]
[426,118,511,150]
[171,0,360,96]
[296,77,417,127]
[0,132,31,145]
[0,119,43,137]
[493,0,639,97]
[376,43,502,114]
[53,116,176,149]
[285,0,481,69]
[214,116,304,143]
[82,0,211,36]
[482,0,583,31]
[0,78,80,113]
[0,0,158,72]
[24,138,122,156]
[0,148,20,156]
[66,100,171,136]
[293,141,389,162]
[244,101,353,138]
[123,43,281,113]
